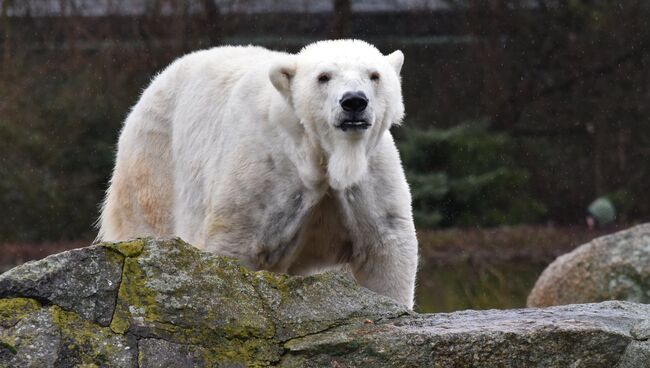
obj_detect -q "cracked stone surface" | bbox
[528,223,650,307]
[0,244,123,326]
[138,338,205,367]
[2,237,650,367]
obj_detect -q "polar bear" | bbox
[98,40,418,308]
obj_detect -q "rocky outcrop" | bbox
[2,237,650,367]
[528,223,650,308]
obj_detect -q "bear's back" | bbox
[173,45,285,89]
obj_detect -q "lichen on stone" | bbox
[4,236,650,367]
[0,298,41,328]
[51,305,135,367]
[110,238,275,344]
[110,256,155,335]
[0,339,17,355]
[0,245,125,327]
[102,238,146,258]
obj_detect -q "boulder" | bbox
[528,223,650,308]
[1,237,650,367]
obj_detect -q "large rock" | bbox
[0,245,123,326]
[528,223,650,308]
[1,237,650,367]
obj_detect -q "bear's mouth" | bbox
[337,120,371,132]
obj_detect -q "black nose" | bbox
[340,91,368,113]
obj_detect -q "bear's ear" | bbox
[269,57,297,99]
[386,50,404,75]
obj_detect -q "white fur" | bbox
[98,40,418,308]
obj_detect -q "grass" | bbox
[415,224,633,312]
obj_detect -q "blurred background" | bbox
[1,0,648,313]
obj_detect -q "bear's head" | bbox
[269,39,405,190]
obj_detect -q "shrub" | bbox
[398,122,547,228]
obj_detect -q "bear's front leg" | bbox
[335,186,418,309]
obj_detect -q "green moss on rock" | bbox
[0,246,125,326]
[110,238,275,343]
[102,238,145,258]
[138,336,283,367]
[110,256,155,334]
[51,306,135,366]
[0,304,134,367]
[0,298,41,328]
[5,236,650,367]
[0,340,17,355]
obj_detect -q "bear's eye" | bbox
[370,72,380,81]
[317,73,331,83]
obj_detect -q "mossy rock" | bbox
[0,245,124,326]
[2,236,650,367]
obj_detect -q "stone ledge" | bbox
[0,238,648,367]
